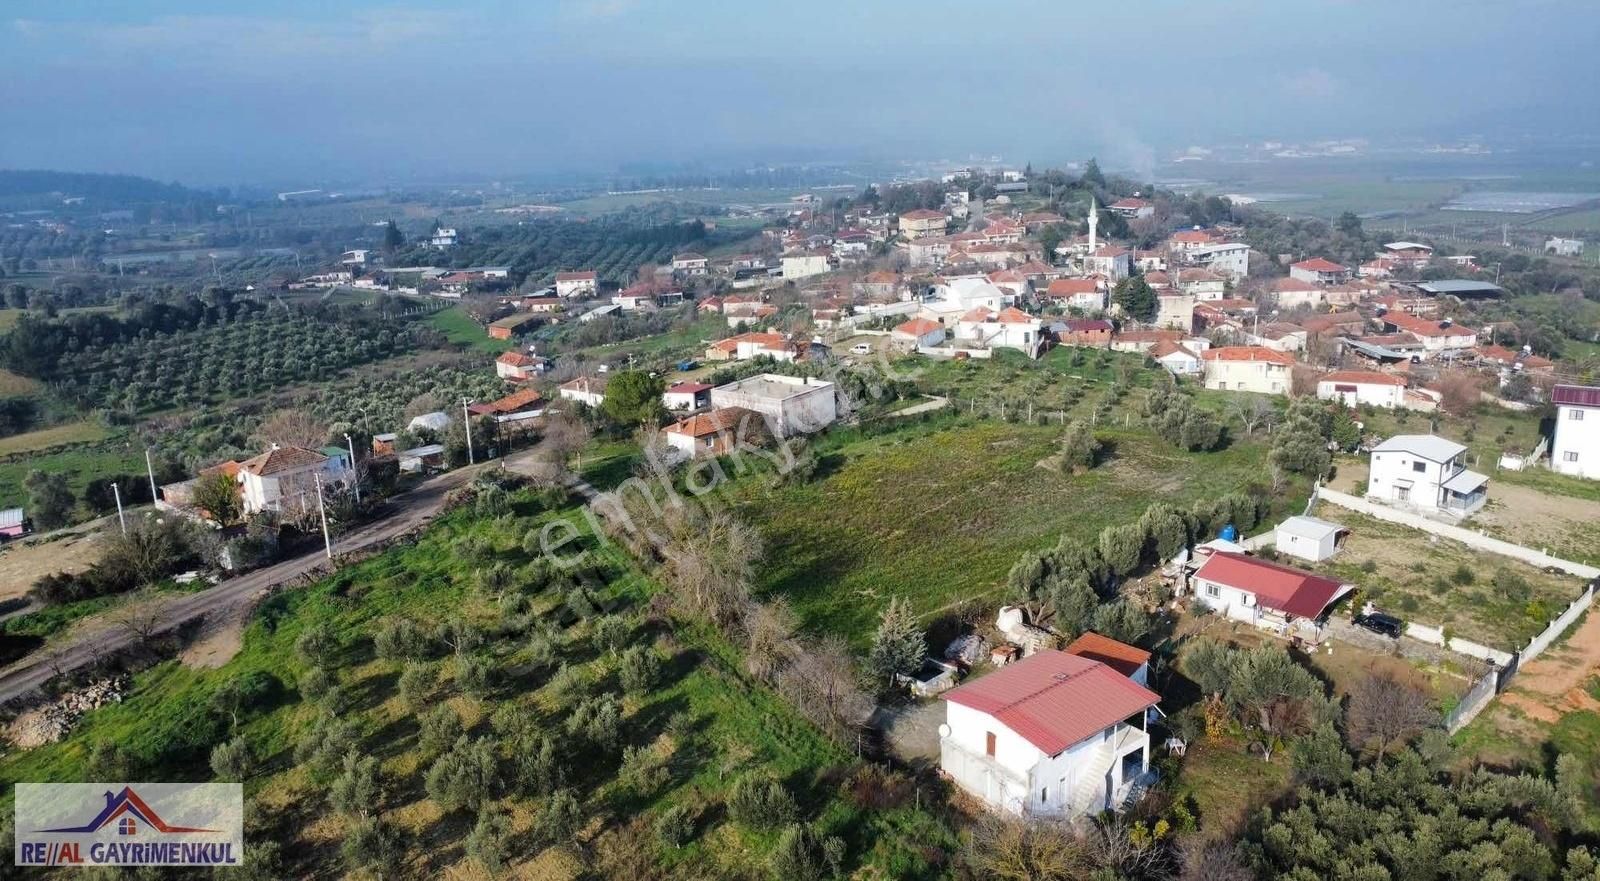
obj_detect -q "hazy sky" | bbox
[3,0,1598,187]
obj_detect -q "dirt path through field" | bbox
[1499,607,1600,724]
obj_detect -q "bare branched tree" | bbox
[1347,670,1438,762]
[254,408,328,450]
[960,813,1090,881]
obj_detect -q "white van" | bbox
[850,343,872,355]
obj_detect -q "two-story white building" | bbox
[1201,346,1294,395]
[1368,434,1488,517]
[236,445,350,517]
[1288,258,1351,285]
[940,649,1160,818]
[555,270,598,299]
[1552,384,1600,480]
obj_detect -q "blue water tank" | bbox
[1219,524,1239,542]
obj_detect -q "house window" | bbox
[1571,410,1585,421]
[986,732,996,757]
[1396,486,1410,502]
[1040,787,1049,803]
[1205,584,1220,598]
[1565,451,1579,463]
[704,437,714,448]
[1411,461,1426,473]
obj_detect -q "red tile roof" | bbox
[497,351,536,367]
[943,649,1159,756]
[489,387,546,412]
[1150,340,1199,360]
[1321,370,1405,387]
[1383,311,1473,339]
[666,382,711,394]
[1063,632,1151,679]
[1193,552,1348,619]
[900,209,947,221]
[666,406,760,438]
[996,307,1037,324]
[1201,346,1295,366]
[1059,318,1112,332]
[1291,258,1347,272]
[555,270,596,281]
[1045,278,1100,296]
[1110,197,1152,210]
[894,317,944,336]
[239,446,328,477]
[961,306,997,322]
[1553,384,1600,408]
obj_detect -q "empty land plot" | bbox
[1306,509,1584,651]
[733,418,1295,643]
[0,421,111,457]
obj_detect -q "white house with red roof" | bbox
[236,445,350,517]
[1083,246,1132,281]
[1380,311,1478,355]
[1201,346,1294,394]
[662,382,712,412]
[899,208,949,241]
[1108,197,1155,219]
[954,307,1045,357]
[939,649,1160,817]
[892,317,947,350]
[1189,551,1353,642]
[1316,370,1408,409]
[495,350,547,382]
[1041,278,1106,311]
[554,270,597,299]
[1289,258,1352,285]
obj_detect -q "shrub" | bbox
[298,666,333,701]
[592,614,630,656]
[398,662,436,712]
[374,618,432,661]
[728,774,798,830]
[532,789,584,847]
[619,645,663,695]
[656,805,695,848]
[1451,564,1475,586]
[458,654,495,698]
[209,736,254,782]
[425,736,499,813]
[418,705,464,759]
[769,824,844,881]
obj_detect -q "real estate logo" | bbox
[14,783,242,867]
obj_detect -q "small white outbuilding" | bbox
[1273,516,1347,563]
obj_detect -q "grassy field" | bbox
[0,440,144,509]
[1303,509,1585,650]
[428,305,512,353]
[571,313,729,371]
[0,492,954,878]
[0,420,110,457]
[732,415,1299,643]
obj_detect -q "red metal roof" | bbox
[1063,632,1151,679]
[943,650,1159,756]
[1193,552,1348,619]
[1553,384,1600,408]
[1201,346,1295,366]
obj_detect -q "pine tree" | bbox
[866,597,926,685]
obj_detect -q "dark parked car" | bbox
[1355,612,1403,639]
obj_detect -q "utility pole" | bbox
[144,449,159,504]
[462,398,476,465]
[111,482,127,534]
[313,473,333,560]
[344,433,361,505]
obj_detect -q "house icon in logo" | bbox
[36,787,218,836]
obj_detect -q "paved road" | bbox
[0,463,490,705]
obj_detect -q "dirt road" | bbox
[0,463,485,704]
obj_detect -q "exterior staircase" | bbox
[1066,741,1117,817]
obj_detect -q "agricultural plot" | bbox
[0,440,144,510]
[1302,509,1585,651]
[732,416,1296,643]
[0,420,108,457]
[44,312,422,414]
[0,494,952,879]
[428,306,512,353]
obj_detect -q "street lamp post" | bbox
[462,398,476,466]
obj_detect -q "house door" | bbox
[1395,486,1410,502]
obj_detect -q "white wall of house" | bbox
[941,702,1143,817]
[1369,449,1453,509]
[710,375,837,437]
[1203,360,1289,394]
[782,255,831,279]
[1553,403,1600,480]
[1317,380,1404,409]
[1190,576,1262,625]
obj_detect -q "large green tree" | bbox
[599,370,666,427]
[866,597,926,686]
[23,469,74,529]
[1112,276,1157,323]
